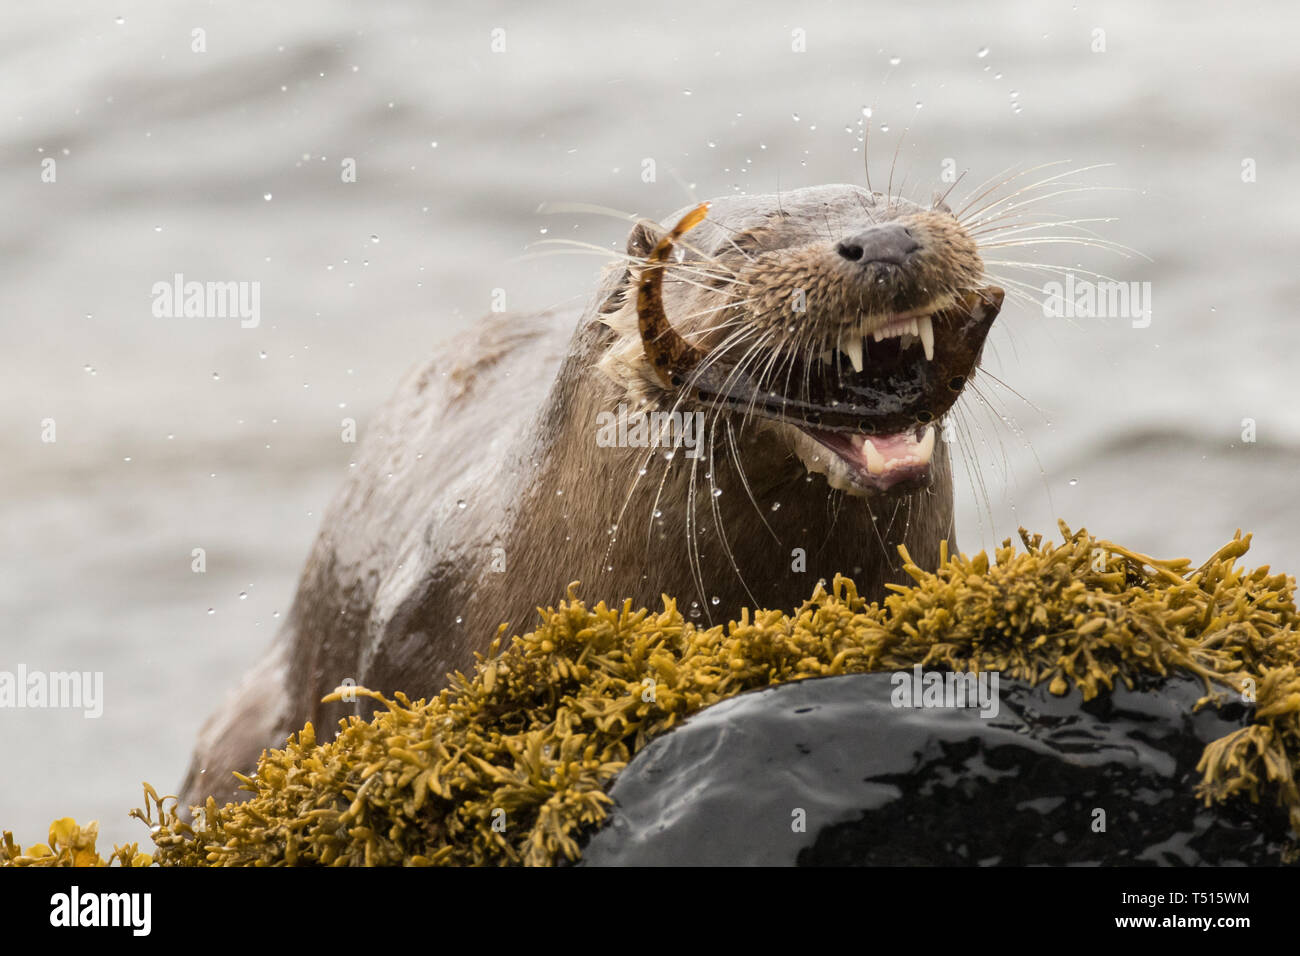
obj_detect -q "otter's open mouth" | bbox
[636,203,1004,494]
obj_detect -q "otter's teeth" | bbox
[862,437,887,476]
[918,315,934,361]
[860,425,936,477]
[843,336,864,373]
[917,423,936,461]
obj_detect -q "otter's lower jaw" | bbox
[790,423,938,495]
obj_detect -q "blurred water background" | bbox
[1,0,1296,848]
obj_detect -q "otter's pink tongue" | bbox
[807,426,938,491]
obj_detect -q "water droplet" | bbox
[682,89,693,96]
[1068,478,1078,487]
[259,350,267,359]
[211,372,220,380]
[711,596,720,606]
[206,608,215,615]
[977,47,990,58]
[238,591,248,600]
[456,499,467,509]
[114,16,125,25]
[712,488,723,497]
[369,234,379,243]
[888,56,901,66]
[791,113,800,122]
[770,502,781,512]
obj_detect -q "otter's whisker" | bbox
[959,163,1117,224]
[648,269,748,295]
[698,218,760,263]
[977,273,1067,321]
[884,124,912,215]
[970,376,1056,513]
[970,215,1120,238]
[978,236,1148,260]
[963,183,1132,230]
[934,169,969,211]
[534,200,644,223]
[705,427,760,607]
[524,240,743,287]
[982,258,1132,287]
[685,448,711,621]
[953,159,1080,221]
[949,406,998,546]
[723,420,780,543]
[967,187,1138,234]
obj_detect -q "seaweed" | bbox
[3,521,1298,866]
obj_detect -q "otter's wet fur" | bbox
[182,183,997,808]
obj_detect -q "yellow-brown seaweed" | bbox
[3,521,1298,866]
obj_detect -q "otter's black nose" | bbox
[836,224,919,266]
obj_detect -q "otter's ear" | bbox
[930,190,955,216]
[597,221,661,315]
[626,220,659,258]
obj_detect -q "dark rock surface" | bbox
[578,672,1294,865]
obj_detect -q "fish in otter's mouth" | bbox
[635,200,1004,495]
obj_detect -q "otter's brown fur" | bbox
[181,183,990,808]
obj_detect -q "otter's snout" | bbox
[835,223,919,266]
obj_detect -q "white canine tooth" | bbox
[917,425,936,463]
[844,336,864,372]
[862,437,886,475]
[918,315,934,361]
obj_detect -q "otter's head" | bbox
[596,183,1002,496]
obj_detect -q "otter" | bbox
[181,183,1003,808]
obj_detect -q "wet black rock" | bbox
[577,672,1294,865]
